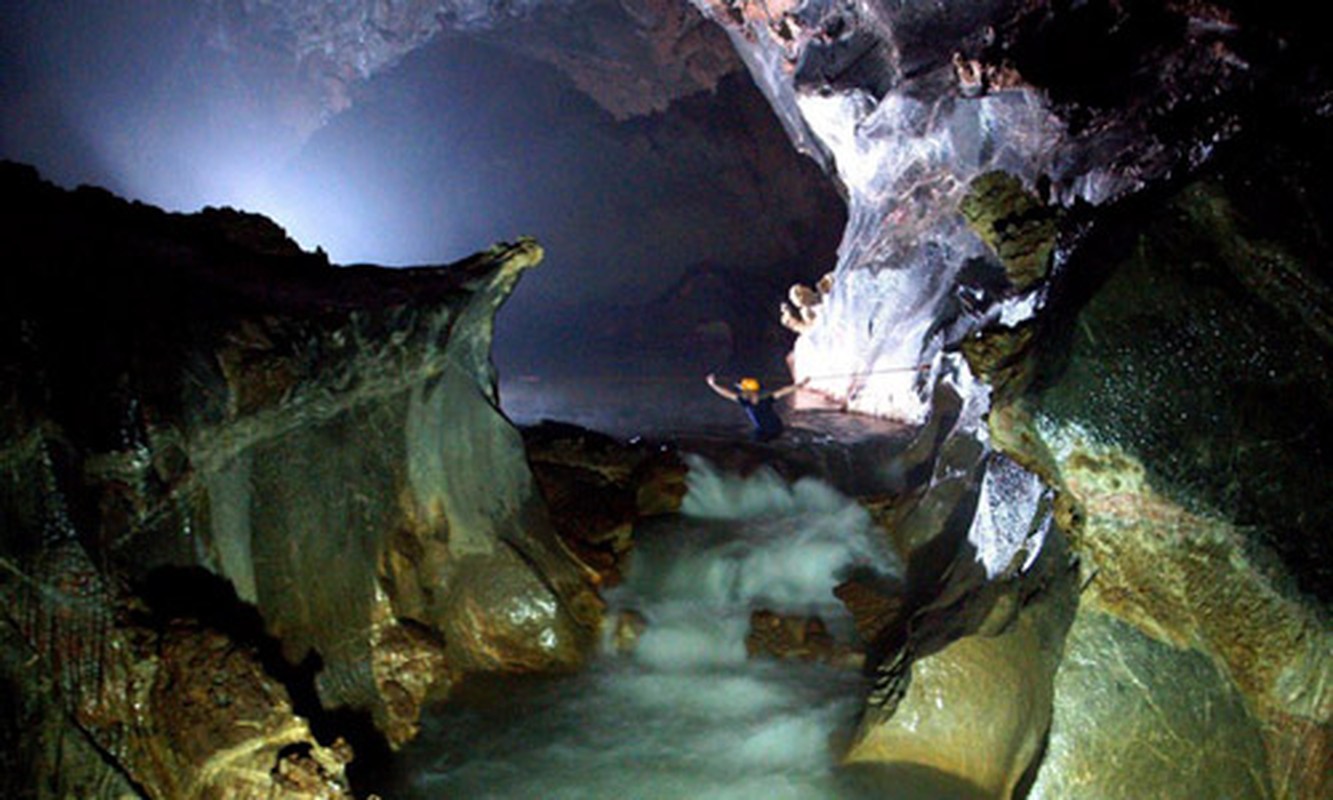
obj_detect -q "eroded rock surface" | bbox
[185,0,740,140]
[0,161,601,794]
[522,421,687,585]
[683,2,1331,797]
[981,156,1333,798]
[745,609,861,669]
[1029,607,1274,800]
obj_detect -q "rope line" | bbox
[504,365,932,384]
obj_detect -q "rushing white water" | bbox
[399,456,900,799]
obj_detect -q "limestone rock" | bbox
[523,421,688,585]
[959,171,1058,291]
[745,609,862,669]
[1029,606,1273,800]
[0,559,353,800]
[366,587,450,748]
[0,163,602,791]
[844,563,1074,800]
[780,272,834,334]
[832,575,908,653]
[1004,167,1333,798]
[444,546,597,674]
[959,321,1038,402]
[610,609,648,655]
[150,623,354,800]
[1044,437,1332,800]
[187,0,740,138]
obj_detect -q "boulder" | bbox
[1011,168,1333,798]
[745,609,862,669]
[522,420,688,585]
[1029,606,1274,800]
[843,545,1076,800]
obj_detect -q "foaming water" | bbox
[397,458,900,799]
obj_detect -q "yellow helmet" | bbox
[737,377,761,393]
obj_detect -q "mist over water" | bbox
[397,459,898,799]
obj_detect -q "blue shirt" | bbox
[737,395,784,441]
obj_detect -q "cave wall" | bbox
[0,161,601,796]
[683,1,1330,797]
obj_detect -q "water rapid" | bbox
[397,456,900,799]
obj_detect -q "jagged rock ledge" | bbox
[0,161,601,797]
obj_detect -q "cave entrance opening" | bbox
[275,30,846,438]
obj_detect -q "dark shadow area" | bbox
[836,762,991,800]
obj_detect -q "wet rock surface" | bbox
[1030,607,1274,800]
[682,2,1332,796]
[1,558,356,800]
[844,415,1078,798]
[744,609,862,669]
[0,162,600,795]
[967,131,1333,797]
[5,2,1333,797]
[522,421,688,585]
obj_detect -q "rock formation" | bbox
[182,0,742,143]
[688,1,1331,797]
[779,271,833,334]
[522,420,688,585]
[4,1,1333,798]
[0,161,602,796]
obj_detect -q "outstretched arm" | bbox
[768,377,811,400]
[705,373,738,401]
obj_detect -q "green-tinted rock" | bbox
[1034,178,1333,599]
[1030,607,1272,800]
[960,171,1058,290]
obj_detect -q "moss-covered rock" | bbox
[960,171,1059,291]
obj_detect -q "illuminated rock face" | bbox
[691,0,1258,421]
[1014,170,1333,800]
[688,2,1331,797]
[845,587,1071,799]
[0,162,600,793]
[192,0,740,135]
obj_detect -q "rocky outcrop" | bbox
[977,136,1333,797]
[688,2,1331,796]
[845,560,1075,799]
[836,380,1076,799]
[478,0,741,119]
[0,579,356,800]
[522,421,687,585]
[959,171,1059,291]
[1029,606,1275,799]
[0,161,602,795]
[744,609,861,669]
